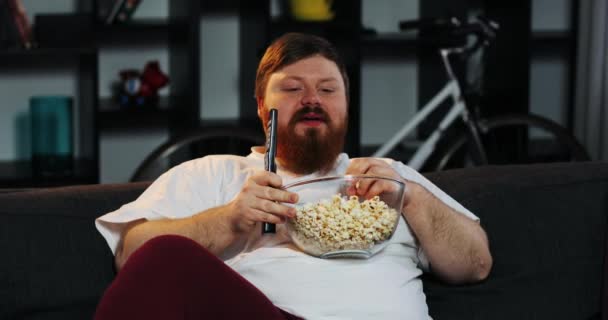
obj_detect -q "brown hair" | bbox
[254,32,349,102]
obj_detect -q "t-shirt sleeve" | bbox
[388,160,479,271]
[95,159,221,255]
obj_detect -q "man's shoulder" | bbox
[347,156,398,166]
[176,154,262,174]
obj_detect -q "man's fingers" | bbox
[353,176,404,199]
[347,158,399,177]
[345,158,376,175]
[246,172,298,203]
[353,178,372,197]
[256,185,298,203]
[250,171,283,188]
[368,181,391,198]
[257,199,296,218]
[252,209,285,224]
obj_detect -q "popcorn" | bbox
[289,194,400,256]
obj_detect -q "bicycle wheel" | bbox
[131,127,265,182]
[424,113,591,171]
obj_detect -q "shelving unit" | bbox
[0,0,579,187]
[0,1,200,187]
[0,20,98,187]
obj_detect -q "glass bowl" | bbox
[283,175,405,259]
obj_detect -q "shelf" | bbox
[95,19,189,43]
[362,31,572,57]
[361,30,471,58]
[531,31,573,52]
[97,19,169,32]
[0,47,96,58]
[269,18,357,36]
[532,31,572,41]
[201,0,239,12]
[98,97,173,129]
[0,159,97,188]
[361,33,419,58]
[98,108,172,130]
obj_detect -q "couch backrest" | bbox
[423,161,608,320]
[0,182,150,319]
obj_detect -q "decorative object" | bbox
[29,95,73,177]
[0,0,32,49]
[289,0,334,21]
[116,60,169,109]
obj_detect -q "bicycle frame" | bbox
[371,48,480,170]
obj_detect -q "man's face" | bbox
[258,55,348,174]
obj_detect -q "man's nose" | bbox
[301,88,321,105]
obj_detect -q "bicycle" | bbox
[371,16,590,172]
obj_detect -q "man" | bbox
[95,32,492,319]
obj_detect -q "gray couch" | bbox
[1,162,607,319]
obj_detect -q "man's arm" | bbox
[346,158,492,284]
[114,171,298,271]
[402,182,492,284]
[115,205,237,270]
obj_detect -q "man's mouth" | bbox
[298,112,326,127]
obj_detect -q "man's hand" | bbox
[226,171,299,234]
[116,171,299,270]
[345,158,406,201]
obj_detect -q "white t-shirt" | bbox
[96,151,478,320]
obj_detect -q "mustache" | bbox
[289,107,330,125]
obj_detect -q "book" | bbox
[97,0,116,23]
[105,0,141,25]
[0,0,20,48]
[10,0,32,47]
[1,0,32,48]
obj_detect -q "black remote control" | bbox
[262,109,278,234]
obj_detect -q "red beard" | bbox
[262,107,347,175]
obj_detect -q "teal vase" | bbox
[29,96,74,177]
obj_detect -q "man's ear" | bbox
[256,97,264,118]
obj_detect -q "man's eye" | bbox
[282,87,301,92]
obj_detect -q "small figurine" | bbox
[117,60,169,109]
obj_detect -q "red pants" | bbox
[95,235,302,320]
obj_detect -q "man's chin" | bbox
[295,124,327,137]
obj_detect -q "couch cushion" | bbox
[423,161,608,320]
[0,182,149,320]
